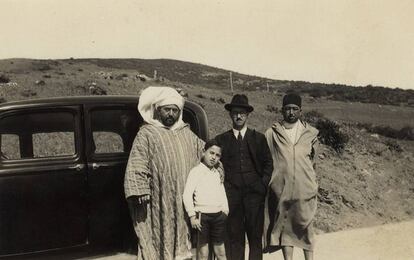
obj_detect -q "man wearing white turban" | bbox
[124,86,205,260]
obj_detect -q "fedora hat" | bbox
[224,94,254,112]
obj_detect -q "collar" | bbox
[282,120,299,130]
[200,162,218,172]
[233,125,247,139]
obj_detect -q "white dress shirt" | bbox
[232,125,248,140]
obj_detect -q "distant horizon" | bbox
[2,56,411,91]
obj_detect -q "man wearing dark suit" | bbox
[215,94,273,260]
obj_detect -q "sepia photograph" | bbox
[0,1,413,259]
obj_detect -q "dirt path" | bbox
[91,220,414,260]
[263,220,414,260]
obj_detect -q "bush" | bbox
[34,63,52,71]
[209,97,226,104]
[358,123,414,141]
[385,140,403,153]
[217,97,226,104]
[303,110,324,124]
[195,94,205,99]
[398,126,414,140]
[20,89,37,97]
[316,119,349,153]
[266,105,279,113]
[115,73,129,80]
[0,74,10,83]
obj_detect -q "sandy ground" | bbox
[89,220,414,260]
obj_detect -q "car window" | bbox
[93,131,124,154]
[0,111,76,160]
[33,132,75,158]
[0,134,21,160]
[90,108,140,155]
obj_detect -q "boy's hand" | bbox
[190,215,202,231]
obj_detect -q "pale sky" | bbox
[1,0,414,89]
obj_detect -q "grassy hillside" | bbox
[3,58,412,106]
[0,58,413,233]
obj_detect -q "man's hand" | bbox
[137,194,151,204]
[190,215,202,231]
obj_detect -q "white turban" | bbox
[138,86,185,130]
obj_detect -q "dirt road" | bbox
[91,220,414,260]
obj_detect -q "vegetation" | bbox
[0,74,10,83]
[384,140,403,153]
[265,105,279,113]
[304,111,349,153]
[283,82,414,106]
[356,123,414,141]
[84,58,414,106]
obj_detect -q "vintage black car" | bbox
[0,96,208,258]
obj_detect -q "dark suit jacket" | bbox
[215,128,273,187]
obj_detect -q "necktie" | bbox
[237,132,243,142]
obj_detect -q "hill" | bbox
[2,58,413,106]
[0,58,413,233]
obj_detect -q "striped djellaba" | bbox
[124,124,204,260]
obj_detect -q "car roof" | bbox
[0,95,209,140]
[0,95,201,111]
[0,96,139,110]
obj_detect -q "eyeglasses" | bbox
[230,111,248,117]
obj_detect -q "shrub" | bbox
[0,74,10,83]
[398,126,414,140]
[266,105,279,113]
[371,126,398,138]
[35,80,46,86]
[358,124,414,141]
[115,73,129,80]
[0,97,6,103]
[35,63,51,71]
[195,94,205,99]
[209,97,226,104]
[20,89,37,97]
[303,110,324,124]
[89,86,107,95]
[316,119,349,153]
[385,140,403,153]
[217,97,226,104]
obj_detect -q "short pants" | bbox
[195,211,227,245]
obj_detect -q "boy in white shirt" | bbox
[183,139,229,260]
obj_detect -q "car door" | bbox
[84,100,209,252]
[84,103,141,251]
[0,106,88,256]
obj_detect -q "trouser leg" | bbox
[244,192,265,260]
[225,185,245,260]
